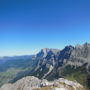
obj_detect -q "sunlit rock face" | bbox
[31,43,90,82]
[0,76,84,90]
[67,43,90,67]
[36,48,60,58]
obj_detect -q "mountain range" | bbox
[0,43,90,90]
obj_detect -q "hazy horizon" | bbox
[0,43,89,57]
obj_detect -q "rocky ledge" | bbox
[0,76,84,90]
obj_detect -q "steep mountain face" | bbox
[57,45,74,66]
[29,43,90,88]
[58,43,90,88]
[62,43,90,88]
[67,43,90,67]
[31,48,60,79]
[0,76,84,90]
[31,46,74,80]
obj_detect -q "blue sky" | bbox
[0,0,90,56]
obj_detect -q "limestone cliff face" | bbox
[0,76,84,90]
[67,43,90,67]
[32,43,90,80]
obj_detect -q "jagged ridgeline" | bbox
[0,43,90,89]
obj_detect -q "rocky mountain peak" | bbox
[36,48,60,58]
[58,45,74,60]
[71,43,90,58]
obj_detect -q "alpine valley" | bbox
[0,43,90,90]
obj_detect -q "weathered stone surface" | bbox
[0,76,84,90]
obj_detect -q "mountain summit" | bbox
[36,48,60,58]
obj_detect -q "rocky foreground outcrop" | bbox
[0,76,84,90]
